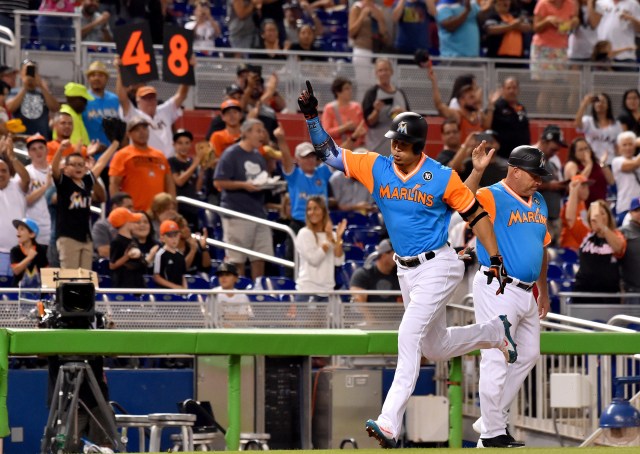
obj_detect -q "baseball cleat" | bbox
[498,315,518,363]
[365,419,397,448]
[477,434,524,448]
[472,418,524,447]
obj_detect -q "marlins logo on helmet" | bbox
[397,121,408,134]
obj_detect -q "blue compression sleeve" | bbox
[306,116,345,171]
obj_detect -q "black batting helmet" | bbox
[508,146,552,177]
[384,112,428,154]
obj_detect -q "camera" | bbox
[25,64,36,78]
[38,274,101,329]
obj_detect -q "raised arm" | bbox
[3,137,30,193]
[91,140,120,177]
[298,81,345,171]
[274,126,294,174]
[51,139,71,181]
[464,140,496,193]
[427,65,459,121]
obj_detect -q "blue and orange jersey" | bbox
[343,150,476,257]
[476,181,551,283]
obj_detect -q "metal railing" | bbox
[176,196,298,278]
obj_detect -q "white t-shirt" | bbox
[579,116,622,165]
[0,179,27,253]
[568,6,599,59]
[23,164,52,244]
[120,96,181,158]
[185,20,217,52]
[611,156,640,213]
[214,287,253,317]
[295,228,345,294]
[596,0,640,61]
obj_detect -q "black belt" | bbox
[396,250,436,268]
[515,282,534,292]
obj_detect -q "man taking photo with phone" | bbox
[6,60,60,137]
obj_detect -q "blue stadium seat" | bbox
[344,228,380,248]
[562,262,579,279]
[255,276,296,291]
[185,274,210,289]
[153,293,188,302]
[342,243,365,261]
[341,261,363,286]
[547,263,563,281]
[98,275,112,288]
[143,275,156,288]
[92,258,110,276]
[0,275,12,287]
[557,248,579,264]
[330,211,369,228]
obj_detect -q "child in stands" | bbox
[10,218,48,287]
[213,262,252,325]
[153,220,187,289]
[108,207,145,289]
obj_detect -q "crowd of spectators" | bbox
[1,0,638,70]
[0,1,638,319]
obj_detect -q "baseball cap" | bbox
[376,239,393,254]
[12,218,39,237]
[173,129,194,142]
[630,197,640,212]
[225,84,243,96]
[0,65,17,75]
[85,61,109,78]
[108,207,143,228]
[136,86,157,98]
[64,82,95,101]
[541,125,567,147]
[236,64,250,75]
[220,99,242,113]
[571,174,594,185]
[127,116,150,132]
[295,142,315,158]
[26,133,47,149]
[215,262,239,276]
[160,220,181,235]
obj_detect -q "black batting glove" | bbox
[484,254,512,295]
[298,80,318,120]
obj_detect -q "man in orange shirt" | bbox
[108,117,176,211]
[559,174,591,250]
[209,99,243,157]
[46,112,94,163]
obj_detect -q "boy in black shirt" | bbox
[153,220,187,289]
[108,207,145,289]
[51,138,119,270]
[10,218,48,287]
[168,129,206,230]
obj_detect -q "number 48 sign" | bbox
[114,23,195,86]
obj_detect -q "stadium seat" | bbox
[341,261,363,287]
[153,293,188,302]
[562,262,579,279]
[255,276,296,291]
[547,263,563,281]
[0,275,12,287]
[557,248,579,264]
[342,243,365,261]
[330,211,369,228]
[248,294,279,302]
[98,275,112,288]
[344,228,380,248]
[185,275,210,289]
[143,275,156,288]
[92,258,110,276]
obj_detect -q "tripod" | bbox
[41,360,123,453]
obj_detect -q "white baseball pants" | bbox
[376,246,507,439]
[472,270,541,438]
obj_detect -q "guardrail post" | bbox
[448,356,463,448]
[0,329,9,437]
[226,354,241,450]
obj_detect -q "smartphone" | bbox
[25,65,36,78]
[474,133,494,143]
[381,98,394,105]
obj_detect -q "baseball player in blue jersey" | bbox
[467,145,551,448]
[298,81,518,449]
